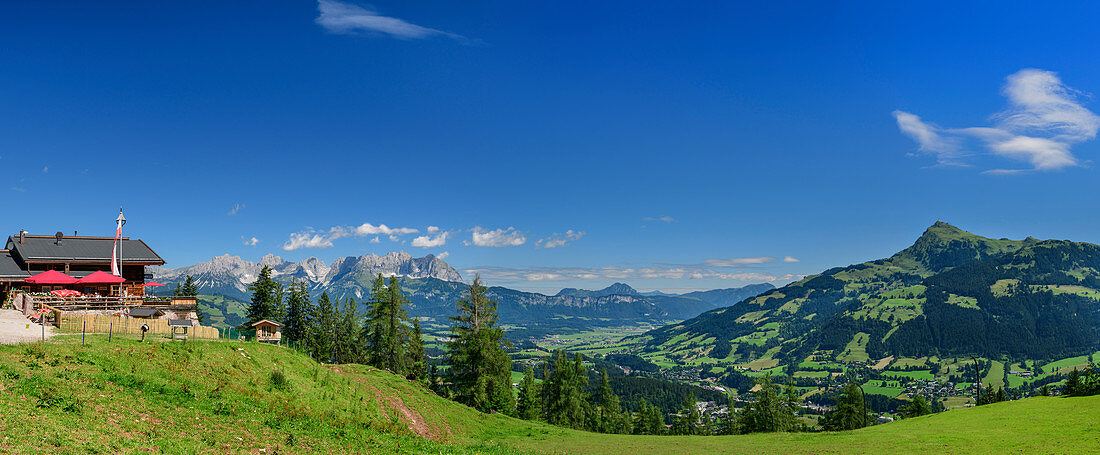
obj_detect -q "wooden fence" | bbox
[57,314,219,339]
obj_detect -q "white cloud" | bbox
[369,237,381,244]
[783,256,800,263]
[892,111,964,165]
[436,251,450,260]
[227,203,244,216]
[702,257,775,267]
[895,69,1099,173]
[412,231,450,248]
[537,230,585,248]
[282,229,340,251]
[427,226,440,233]
[465,265,799,285]
[643,216,676,223]
[351,223,418,236]
[315,0,470,43]
[468,226,527,247]
[242,236,259,246]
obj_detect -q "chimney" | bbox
[19,230,25,244]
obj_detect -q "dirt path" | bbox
[0,309,54,344]
[330,366,442,441]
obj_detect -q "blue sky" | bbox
[3,1,1100,293]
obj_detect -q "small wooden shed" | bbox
[251,319,283,344]
[168,319,193,341]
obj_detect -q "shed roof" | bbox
[129,307,164,318]
[6,235,164,265]
[0,250,29,279]
[168,319,194,327]
[251,319,284,327]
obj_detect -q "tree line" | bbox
[239,266,515,414]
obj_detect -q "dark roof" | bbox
[168,319,194,327]
[251,319,284,327]
[128,307,164,318]
[0,250,30,279]
[6,235,164,265]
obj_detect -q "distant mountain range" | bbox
[151,253,774,337]
[629,222,1100,366]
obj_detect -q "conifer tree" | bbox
[899,394,932,418]
[240,265,284,331]
[311,292,338,363]
[364,274,411,375]
[447,275,514,414]
[542,350,587,428]
[738,373,799,434]
[282,280,314,348]
[595,369,626,434]
[1065,368,1081,396]
[516,366,542,420]
[334,297,361,364]
[180,275,199,296]
[407,319,426,382]
[671,392,700,435]
[821,381,868,430]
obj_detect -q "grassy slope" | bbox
[1,335,1096,454]
[511,396,1099,454]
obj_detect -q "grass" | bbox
[983,361,1005,390]
[2,335,1097,454]
[506,397,1100,454]
[883,370,935,381]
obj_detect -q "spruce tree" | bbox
[671,392,700,435]
[363,274,412,375]
[542,350,587,429]
[407,319,426,382]
[180,275,199,296]
[738,373,799,434]
[447,275,514,414]
[1065,368,1081,396]
[899,394,932,418]
[240,265,283,331]
[596,369,624,434]
[821,381,868,430]
[334,297,361,364]
[282,280,314,349]
[311,292,338,363]
[517,366,542,420]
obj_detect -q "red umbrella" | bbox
[25,270,78,285]
[75,270,126,285]
[50,289,82,297]
[144,281,166,287]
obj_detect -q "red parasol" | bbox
[75,270,126,285]
[144,281,166,287]
[25,270,78,285]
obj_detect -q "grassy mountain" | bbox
[1,335,1094,454]
[628,222,1100,369]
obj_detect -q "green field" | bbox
[1,335,1096,454]
[884,370,935,381]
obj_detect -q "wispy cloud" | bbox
[537,230,585,249]
[10,187,26,193]
[42,166,48,173]
[227,203,244,216]
[436,251,450,260]
[895,69,1099,173]
[283,229,341,251]
[412,231,450,248]
[282,221,421,251]
[702,256,776,267]
[315,0,472,44]
[242,236,259,246]
[643,216,677,223]
[783,256,800,263]
[466,264,802,285]
[466,227,527,247]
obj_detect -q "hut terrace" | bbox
[1,231,164,301]
[0,231,198,323]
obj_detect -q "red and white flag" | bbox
[111,215,123,276]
